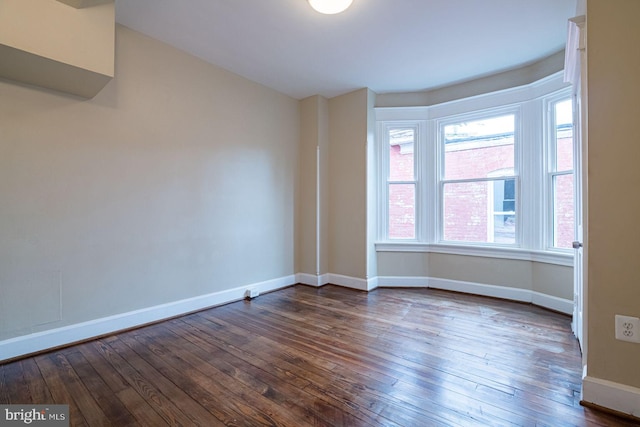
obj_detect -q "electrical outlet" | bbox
[615,315,640,343]
[245,288,259,299]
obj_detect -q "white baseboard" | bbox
[297,273,396,291]
[377,276,430,288]
[0,275,295,362]
[428,277,532,303]
[300,274,572,315]
[326,273,376,291]
[532,291,574,314]
[295,273,330,287]
[297,273,377,291]
[376,276,573,315]
[583,376,640,418]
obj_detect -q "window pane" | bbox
[443,179,516,244]
[443,181,488,243]
[555,99,574,172]
[389,128,414,181]
[553,174,575,249]
[444,115,515,180]
[389,183,415,239]
[492,179,516,244]
[492,214,516,244]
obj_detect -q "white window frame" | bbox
[377,120,426,242]
[375,72,574,267]
[544,88,574,252]
[436,106,521,247]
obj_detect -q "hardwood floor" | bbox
[1,285,637,426]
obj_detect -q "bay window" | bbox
[376,75,574,265]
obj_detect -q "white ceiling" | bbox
[115,0,577,100]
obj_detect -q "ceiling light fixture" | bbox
[308,0,353,15]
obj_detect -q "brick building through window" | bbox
[387,117,574,248]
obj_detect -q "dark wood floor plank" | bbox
[225,302,510,410]
[228,288,611,426]
[89,338,192,426]
[160,319,332,424]
[201,306,522,426]
[2,285,638,426]
[46,353,110,426]
[116,330,292,426]
[274,288,577,392]
[175,314,396,427]
[73,340,132,394]
[34,354,89,427]
[63,350,138,426]
[1,360,32,404]
[113,388,170,427]
[91,338,220,426]
[134,325,339,427]
[73,341,171,426]
[166,317,311,390]
[19,358,54,404]
[201,317,406,426]
[261,288,583,408]
[215,302,532,426]
[0,364,8,404]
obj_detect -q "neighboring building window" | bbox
[388,127,416,239]
[549,98,575,249]
[488,171,516,244]
[441,114,517,244]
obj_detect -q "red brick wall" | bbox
[443,140,514,242]
[388,144,415,239]
[387,136,575,247]
[388,183,415,239]
[554,136,574,248]
[442,180,491,242]
[444,141,514,180]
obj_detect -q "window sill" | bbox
[375,242,574,267]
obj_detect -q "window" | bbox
[385,125,418,240]
[440,114,517,244]
[548,98,575,250]
[375,75,574,265]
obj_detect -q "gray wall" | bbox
[0,26,299,341]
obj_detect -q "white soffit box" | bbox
[56,0,113,8]
[0,0,114,98]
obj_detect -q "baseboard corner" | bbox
[582,375,640,418]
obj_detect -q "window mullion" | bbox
[377,122,388,241]
[423,119,436,243]
[521,98,543,251]
[387,180,417,185]
[441,176,517,185]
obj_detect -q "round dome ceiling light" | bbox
[308,0,353,15]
